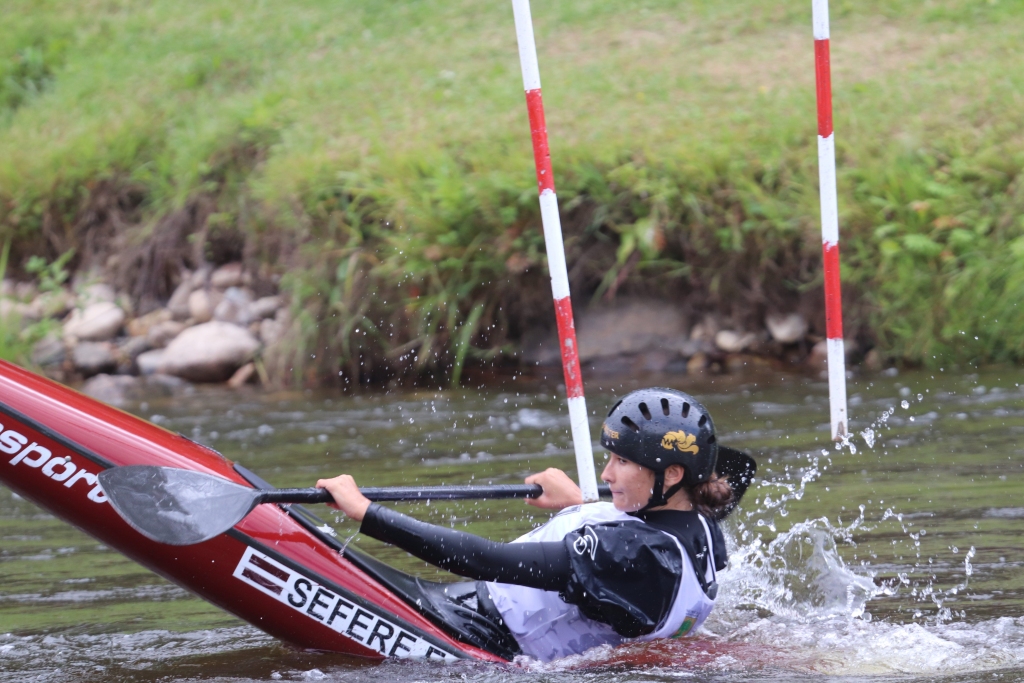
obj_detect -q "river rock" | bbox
[249,295,282,320]
[576,300,690,362]
[188,289,220,323]
[63,302,126,341]
[118,335,150,360]
[687,352,708,373]
[116,336,151,374]
[147,373,192,394]
[714,330,755,353]
[127,308,172,337]
[82,374,141,407]
[136,349,165,375]
[766,312,809,344]
[808,339,828,367]
[82,373,189,407]
[159,321,260,382]
[167,279,194,321]
[31,335,66,368]
[29,290,75,320]
[146,320,187,348]
[73,341,117,377]
[213,287,255,325]
[689,316,720,343]
[210,262,248,289]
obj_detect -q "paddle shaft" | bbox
[255,484,612,505]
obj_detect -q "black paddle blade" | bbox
[99,466,259,546]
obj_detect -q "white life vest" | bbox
[485,502,717,662]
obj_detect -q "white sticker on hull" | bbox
[233,547,458,660]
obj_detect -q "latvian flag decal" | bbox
[233,547,456,660]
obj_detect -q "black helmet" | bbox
[600,388,718,508]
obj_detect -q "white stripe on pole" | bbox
[568,396,599,500]
[827,338,848,434]
[539,190,571,300]
[511,0,541,91]
[812,0,830,40]
[817,134,839,246]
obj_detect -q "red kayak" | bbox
[0,360,509,662]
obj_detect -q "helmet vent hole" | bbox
[660,398,670,416]
[682,402,690,418]
[638,403,652,420]
[698,414,708,427]
[707,434,716,444]
[621,416,640,433]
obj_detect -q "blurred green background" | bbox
[1,0,1023,383]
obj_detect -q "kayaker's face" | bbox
[601,454,655,512]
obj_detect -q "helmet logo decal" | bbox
[602,424,620,440]
[661,430,699,454]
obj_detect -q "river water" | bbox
[3,367,1024,681]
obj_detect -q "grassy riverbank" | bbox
[2,0,1024,383]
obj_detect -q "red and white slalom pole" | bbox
[511,0,599,501]
[813,0,849,440]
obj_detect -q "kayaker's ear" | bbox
[662,464,685,489]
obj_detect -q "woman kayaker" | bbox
[318,387,737,662]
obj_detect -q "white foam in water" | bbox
[710,518,1012,676]
[684,421,1024,680]
[725,616,1024,675]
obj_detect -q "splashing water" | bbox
[676,376,1024,679]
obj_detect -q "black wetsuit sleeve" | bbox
[560,523,683,638]
[359,503,571,591]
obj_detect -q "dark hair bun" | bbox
[691,474,734,517]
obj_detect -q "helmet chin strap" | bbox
[640,471,686,512]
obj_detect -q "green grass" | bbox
[1,0,1024,382]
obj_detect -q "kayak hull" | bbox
[0,360,503,662]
